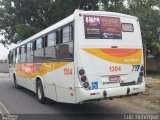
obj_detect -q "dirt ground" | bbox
[110,75,160,114]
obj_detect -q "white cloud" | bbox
[0,43,9,60]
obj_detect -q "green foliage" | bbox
[153,41,160,54]
[0,0,56,42]
[16,24,40,40]
[0,0,160,55]
[79,0,99,10]
[0,0,16,41]
[127,0,160,43]
[101,0,127,13]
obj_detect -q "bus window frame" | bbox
[33,36,45,62]
[43,31,59,61]
[58,22,74,61]
[26,41,33,63]
[20,44,27,63]
[121,23,134,32]
[11,21,74,64]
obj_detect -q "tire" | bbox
[36,81,46,104]
[13,74,20,89]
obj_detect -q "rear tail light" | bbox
[79,69,85,75]
[140,66,144,71]
[78,68,90,90]
[81,76,87,82]
[139,72,144,77]
[137,65,144,84]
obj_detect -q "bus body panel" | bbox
[76,82,145,103]
[14,62,75,103]
[9,10,145,104]
[74,11,145,103]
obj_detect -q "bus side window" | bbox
[33,40,36,51]
[11,49,16,64]
[21,45,27,63]
[56,31,59,44]
[44,35,48,47]
[34,38,44,62]
[70,25,74,41]
[27,42,33,63]
[60,29,63,43]
[59,25,74,60]
[63,26,70,43]
[18,47,21,63]
[16,48,19,63]
[44,32,58,61]
[13,49,17,64]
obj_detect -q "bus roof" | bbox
[11,10,138,50]
[79,10,138,20]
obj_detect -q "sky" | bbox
[0,43,9,60]
[0,36,4,39]
[0,36,4,41]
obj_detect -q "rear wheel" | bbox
[36,81,46,104]
[13,74,20,89]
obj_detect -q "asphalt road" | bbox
[0,73,153,120]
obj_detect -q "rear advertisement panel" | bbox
[84,15,122,39]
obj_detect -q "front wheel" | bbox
[36,81,46,104]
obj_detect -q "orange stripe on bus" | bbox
[82,48,142,64]
[101,48,140,57]
[16,62,71,78]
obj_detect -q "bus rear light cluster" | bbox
[138,77,143,84]
[139,72,144,77]
[81,76,87,82]
[78,68,90,90]
[137,65,144,84]
[140,66,144,71]
[83,82,89,88]
[79,69,85,75]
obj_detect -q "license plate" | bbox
[109,75,121,83]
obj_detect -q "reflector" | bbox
[83,82,89,88]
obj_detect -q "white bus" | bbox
[9,10,145,104]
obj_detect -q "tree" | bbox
[0,0,57,43]
[0,0,160,50]
[101,0,127,13]
[0,0,16,42]
[79,0,99,10]
[127,0,160,44]
[0,0,100,43]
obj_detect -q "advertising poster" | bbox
[84,15,122,39]
[84,15,101,39]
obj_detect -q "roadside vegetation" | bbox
[145,76,160,106]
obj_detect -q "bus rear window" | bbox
[84,15,122,39]
[122,23,134,32]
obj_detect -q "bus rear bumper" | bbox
[76,82,146,103]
